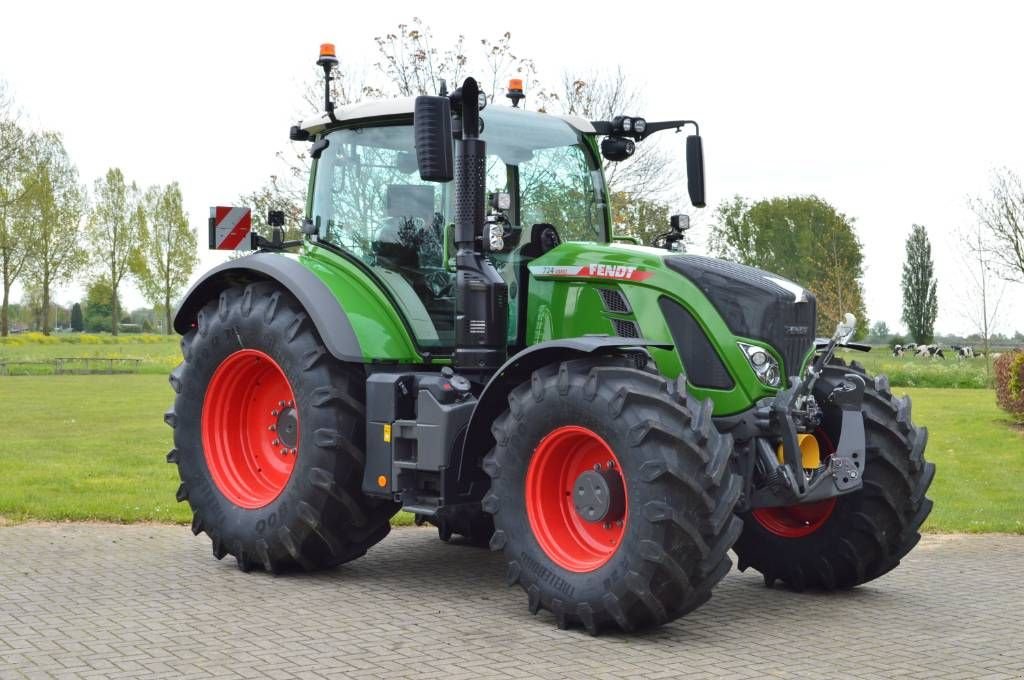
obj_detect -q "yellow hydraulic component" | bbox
[775,433,822,469]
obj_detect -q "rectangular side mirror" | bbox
[414,96,453,182]
[686,135,706,208]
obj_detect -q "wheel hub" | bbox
[572,466,625,524]
[275,406,298,449]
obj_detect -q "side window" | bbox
[313,125,454,348]
[519,145,604,242]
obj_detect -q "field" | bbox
[834,348,996,389]
[0,333,179,375]
[1,367,1021,533]
[1,334,1009,386]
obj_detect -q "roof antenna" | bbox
[438,79,448,97]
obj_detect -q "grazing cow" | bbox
[892,342,917,358]
[915,344,945,359]
[950,344,976,359]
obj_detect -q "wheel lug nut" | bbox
[607,460,614,469]
[279,400,286,407]
[271,410,279,417]
[287,400,294,407]
[268,425,276,431]
[594,464,601,471]
[603,522,611,529]
[280,448,288,456]
[615,520,623,527]
[272,439,280,446]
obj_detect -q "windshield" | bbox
[310,108,608,348]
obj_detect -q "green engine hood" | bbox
[524,241,816,416]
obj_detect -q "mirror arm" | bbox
[589,119,699,141]
[635,119,699,142]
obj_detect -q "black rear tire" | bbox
[483,357,742,634]
[733,358,935,590]
[165,281,398,572]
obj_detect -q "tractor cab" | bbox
[303,102,609,349]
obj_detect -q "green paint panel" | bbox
[525,242,778,415]
[297,246,421,363]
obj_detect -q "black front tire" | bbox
[483,357,742,634]
[165,282,398,573]
[733,358,936,590]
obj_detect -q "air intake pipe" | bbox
[450,78,508,373]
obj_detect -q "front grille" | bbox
[658,298,735,389]
[666,255,816,378]
[611,319,640,338]
[598,288,631,314]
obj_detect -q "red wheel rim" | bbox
[525,426,627,573]
[752,429,837,538]
[201,349,299,508]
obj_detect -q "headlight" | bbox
[633,118,647,133]
[738,342,781,387]
[621,117,632,132]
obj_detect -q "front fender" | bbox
[458,337,670,471]
[173,253,362,363]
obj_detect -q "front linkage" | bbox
[732,314,868,512]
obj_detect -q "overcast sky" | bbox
[2,0,1021,336]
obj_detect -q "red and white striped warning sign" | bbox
[208,206,253,250]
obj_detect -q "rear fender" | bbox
[173,253,362,362]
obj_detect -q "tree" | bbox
[84,278,121,333]
[135,183,198,334]
[370,20,547,105]
[610,190,671,247]
[557,68,680,245]
[70,302,83,332]
[0,85,43,336]
[869,320,890,342]
[268,20,553,222]
[20,286,44,331]
[237,175,306,244]
[87,168,143,335]
[23,133,87,335]
[0,121,35,336]
[253,19,693,253]
[900,224,939,345]
[970,168,1024,283]
[709,195,868,336]
[960,222,1005,384]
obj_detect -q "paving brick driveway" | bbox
[1,525,1022,679]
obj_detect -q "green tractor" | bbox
[166,45,934,634]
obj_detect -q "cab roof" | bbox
[297,97,596,136]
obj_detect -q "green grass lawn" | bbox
[0,374,1021,533]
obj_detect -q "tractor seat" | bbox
[372,184,439,269]
[520,223,562,259]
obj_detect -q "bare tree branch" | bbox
[970,167,1024,283]
[957,221,1006,383]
